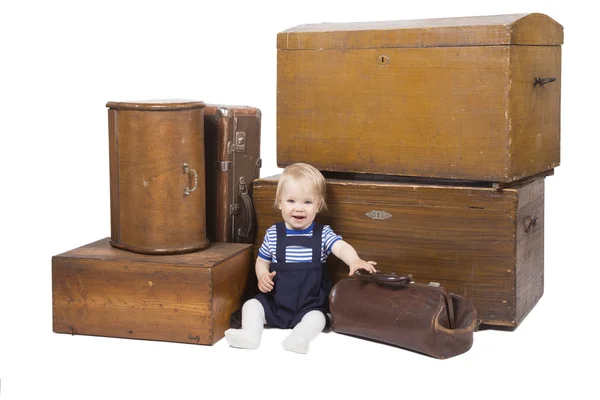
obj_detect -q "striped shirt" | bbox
[258,222,342,263]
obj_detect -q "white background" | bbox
[1,1,597,399]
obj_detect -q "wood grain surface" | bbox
[107,101,209,254]
[52,239,253,345]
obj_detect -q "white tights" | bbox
[224,298,326,354]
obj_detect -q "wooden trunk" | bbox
[52,239,253,345]
[204,105,262,243]
[277,13,563,183]
[252,175,545,328]
[107,100,209,255]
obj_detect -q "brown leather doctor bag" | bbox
[329,271,477,359]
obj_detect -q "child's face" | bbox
[278,177,320,230]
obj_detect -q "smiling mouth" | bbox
[293,216,305,220]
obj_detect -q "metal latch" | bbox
[235,132,246,152]
[239,176,247,194]
[230,204,241,215]
[429,282,441,287]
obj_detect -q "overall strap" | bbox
[309,223,323,263]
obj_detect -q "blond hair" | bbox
[274,163,327,212]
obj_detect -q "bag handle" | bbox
[354,270,412,283]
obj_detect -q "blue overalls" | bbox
[255,222,331,329]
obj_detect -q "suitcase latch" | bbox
[230,204,241,215]
[239,177,247,194]
[235,131,246,152]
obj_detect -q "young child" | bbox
[224,163,377,354]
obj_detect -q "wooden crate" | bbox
[252,175,545,328]
[277,13,562,183]
[52,239,253,344]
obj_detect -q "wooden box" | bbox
[52,239,253,345]
[107,100,209,255]
[204,105,262,243]
[277,13,563,183]
[252,175,545,328]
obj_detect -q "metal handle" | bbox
[524,216,538,233]
[534,77,556,87]
[183,163,198,196]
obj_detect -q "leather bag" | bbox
[329,271,478,359]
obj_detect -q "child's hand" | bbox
[348,260,377,276]
[258,271,277,293]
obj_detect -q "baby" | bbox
[224,163,376,354]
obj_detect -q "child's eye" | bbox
[305,200,313,204]
[287,199,295,203]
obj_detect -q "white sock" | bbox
[282,310,326,354]
[224,299,266,349]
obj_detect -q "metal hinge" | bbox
[227,141,235,154]
[214,161,233,172]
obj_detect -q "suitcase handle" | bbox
[183,163,198,196]
[237,177,255,243]
[355,270,412,283]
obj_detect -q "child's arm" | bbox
[331,240,377,276]
[255,257,276,293]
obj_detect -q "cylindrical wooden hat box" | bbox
[106,100,209,255]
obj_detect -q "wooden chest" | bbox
[52,239,253,345]
[252,175,545,328]
[107,100,209,255]
[277,13,563,183]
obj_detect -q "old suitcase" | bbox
[107,100,209,255]
[277,13,563,183]
[52,238,253,345]
[252,175,545,328]
[204,105,262,243]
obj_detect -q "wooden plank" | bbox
[515,179,545,325]
[277,14,563,49]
